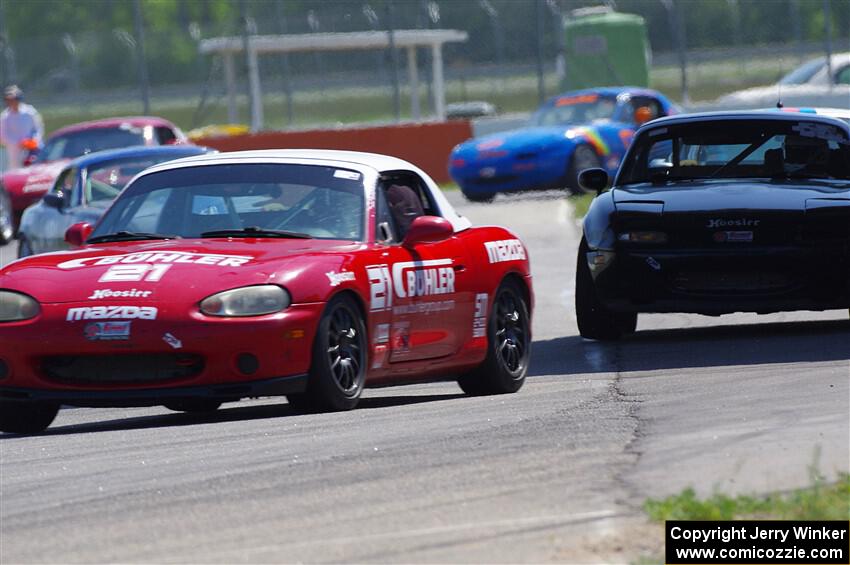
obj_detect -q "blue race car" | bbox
[448,87,678,202]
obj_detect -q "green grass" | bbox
[37,53,795,134]
[644,473,850,522]
[569,193,595,220]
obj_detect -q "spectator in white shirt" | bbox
[1,85,44,170]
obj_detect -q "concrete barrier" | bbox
[195,121,474,184]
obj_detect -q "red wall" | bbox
[195,121,473,184]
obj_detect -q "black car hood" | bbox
[613,179,849,213]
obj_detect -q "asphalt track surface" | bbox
[1,191,848,563]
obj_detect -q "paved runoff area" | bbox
[1,191,848,563]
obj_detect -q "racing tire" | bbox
[0,190,13,245]
[164,399,222,413]
[18,236,33,259]
[289,294,367,412]
[0,401,59,434]
[458,279,530,396]
[575,238,637,340]
[462,191,495,204]
[566,145,602,195]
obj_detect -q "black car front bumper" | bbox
[592,244,850,315]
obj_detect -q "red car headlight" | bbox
[199,285,290,317]
[0,291,40,322]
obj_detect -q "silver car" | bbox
[18,144,212,257]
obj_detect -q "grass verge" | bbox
[644,473,850,522]
[569,192,595,221]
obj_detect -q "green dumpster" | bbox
[562,11,650,90]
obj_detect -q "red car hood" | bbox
[1,238,362,304]
[2,160,70,197]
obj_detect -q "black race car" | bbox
[576,111,850,340]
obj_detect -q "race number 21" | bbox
[98,264,172,283]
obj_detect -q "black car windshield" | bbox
[530,93,618,126]
[90,163,366,241]
[38,126,148,162]
[618,119,850,184]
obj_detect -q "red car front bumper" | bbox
[0,301,325,406]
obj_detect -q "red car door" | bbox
[369,178,473,364]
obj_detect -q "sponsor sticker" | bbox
[473,293,488,338]
[84,321,131,341]
[368,260,455,312]
[484,239,526,264]
[89,288,153,300]
[58,252,253,270]
[333,170,361,180]
[392,300,455,316]
[706,218,760,229]
[162,333,183,349]
[792,122,849,144]
[477,139,504,151]
[372,345,388,369]
[326,270,356,287]
[375,323,390,344]
[66,305,158,322]
[715,231,754,243]
[391,322,411,354]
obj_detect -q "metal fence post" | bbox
[386,1,401,122]
[132,0,150,114]
[823,0,833,85]
[535,0,546,105]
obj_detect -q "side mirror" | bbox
[402,216,454,247]
[43,192,65,210]
[65,222,93,247]
[578,168,609,195]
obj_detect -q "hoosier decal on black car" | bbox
[706,218,761,228]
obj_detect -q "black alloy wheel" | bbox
[288,295,367,412]
[458,280,530,395]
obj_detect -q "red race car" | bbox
[0,150,533,433]
[1,116,186,233]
